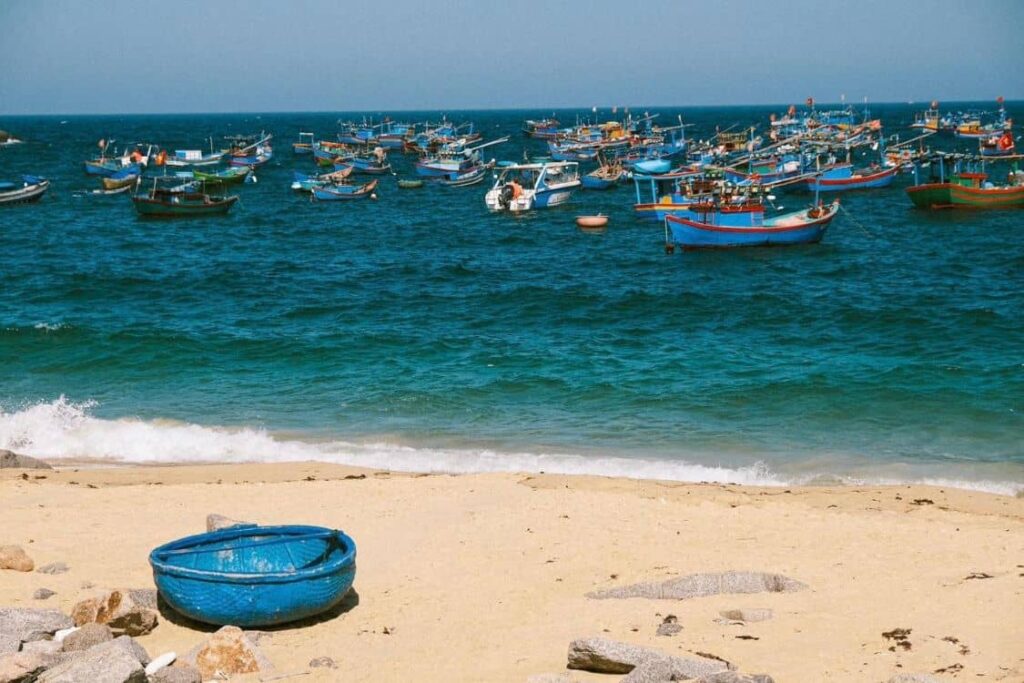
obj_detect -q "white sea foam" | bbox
[1,397,1021,496]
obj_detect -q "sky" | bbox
[1,0,1022,115]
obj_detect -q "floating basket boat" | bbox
[149,525,356,627]
[397,179,424,189]
[575,215,608,229]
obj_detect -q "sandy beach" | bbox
[1,461,1022,682]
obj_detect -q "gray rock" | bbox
[309,656,337,669]
[33,588,56,601]
[695,674,775,683]
[62,623,113,652]
[126,589,157,610]
[0,607,74,643]
[206,514,253,532]
[0,651,46,683]
[36,563,69,576]
[587,572,806,601]
[567,638,729,677]
[37,637,148,683]
[718,609,773,623]
[20,640,62,657]
[887,675,942,683]
[0,635,19,657]
[0,546,34,573]
[527,675,577,683]
[148,664,201,683]
[0,450,52,469]
[656,622,682,637]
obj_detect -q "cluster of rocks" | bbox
[0,602,275,683]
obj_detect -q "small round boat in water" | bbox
[576,215,609,230]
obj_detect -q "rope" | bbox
[837,203,876,239]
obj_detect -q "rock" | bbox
[0,607,74,643]
[0,651,46,683]
[566,638,729,677]
[656,615,682,637]
[587,572,806,600]
[0,547,34,573]
[33,588,56,601]
[887,675,942,683]
[719,608,773,623]
[148,664,201,683]
[0,635,18,657]
[182,625,273,679]
[309,656,338,669]
[527,675,577,683]
[62,623,113,652]
[695,674,775,683]
[0,450,52,469]
[144,652,176,676]
[127,589,158,610]
[206,514,253,532]
[37,637,148,683]
[36,563,69,576]
[20,640,62,657]
[71,589,158,636]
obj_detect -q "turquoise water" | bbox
[1,104,1022,492]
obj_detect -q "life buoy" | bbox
[998,133,1013,151]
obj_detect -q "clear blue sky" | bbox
[1,0,1021,115]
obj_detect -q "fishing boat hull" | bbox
[193,168,252,185]
[101,174,140,191]
[132,193,238,217]
[906,182,1024,209]
[83,160,122,177]
[665,202,838,249]
[312,179,378,201]
[0,177,49,205]
[805,165,897,192]
[582,171,622,190]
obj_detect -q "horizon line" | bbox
[0,98,1019,119]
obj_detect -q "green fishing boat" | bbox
[397,179,424,189]
[192,167,252,186]
[132,178,238,218]
[907,154,1024,209]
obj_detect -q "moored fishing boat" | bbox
[439,161,494,187]
[415,138,506,177]
[0,175,49,205]
[523,117,561,139]
[193,166,253,186]
[291,167,353,192]
[350,148,392,175]
[397,178,424,189]
[664,197,840,250]
[582,157,625,189]
[313,141,354,166]
[906,154,1024,209]
[312,178,379,201]
[292,132,315,155]
[979,130,1016,157]
[100,165,142,190]
[132,177,238,217]
[802,162,897,192]
[484,161,580,212]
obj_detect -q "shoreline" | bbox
[2,461,1023,681]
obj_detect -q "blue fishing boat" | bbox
[415,138,506,177]
[631,167,704,221]
[313,141,354,167]
[484,161,581,212]
[350,150,392,175]
[582,157,625,190]
[802,163,897,191]
[522,118,561,139]
[547,139,600,162]
[150,525,356,627]
[292,132,315,155]
[290,167,353,192]
[664,197,839,250]
[0,175,49,205]
[313,178,379,201]
[439,161,494,187]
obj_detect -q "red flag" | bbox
[806,97,814,108]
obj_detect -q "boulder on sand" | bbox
[0,607,73,643]
[182,625,273,679]
[0,546,34,572]
[206,514,254,532]
[71,589,158,637]
[0,450,52,469]
[62,622,114,652]
[0,651,46,682]
[587,571,806,600]
[567,637,729,678]
[38,636,149,683]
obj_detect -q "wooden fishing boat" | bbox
[485,161,581,212]
[164,149,226,168]
[150,524,356,627]
[292,132,315,155]
[313,141,354,167]
[415,138,507,177]
[132,178,238,217]
[291,167,353,192]
[979,131,1016,157]
[193,167,253,186]
[439,162,493,187]
[312,178,379,201]
[665,199,840,250]
[523,118,561,139]
[100,165,142,190]
[350,151,391,175]
[0,176,49,205]
[907,168,1024,210]
[397,179,424,189]
[582,159,625,189]
[803,163,897,192]
[75,185,134,198]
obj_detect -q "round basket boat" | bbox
[575,215,609,229]
[397,179,424,189]
[150,525,356,627]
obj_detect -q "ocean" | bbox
[1,104,1022,494]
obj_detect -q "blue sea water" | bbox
[1,104,1022,493]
